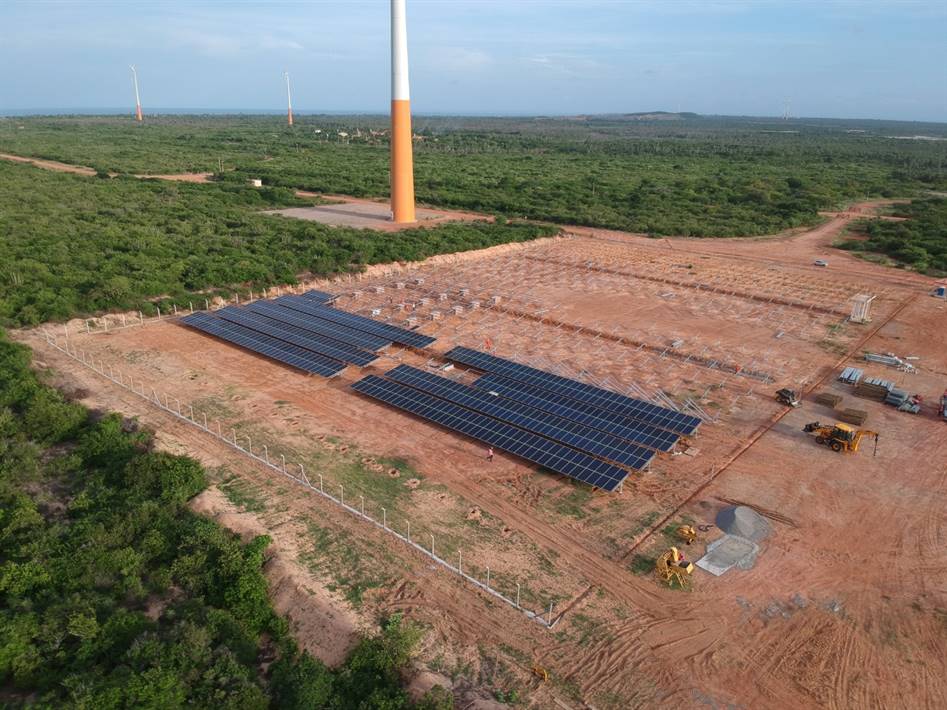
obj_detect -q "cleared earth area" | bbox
[19,207,947,708]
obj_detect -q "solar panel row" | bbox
[247,300,392,351]
[181,313,345,377]
[386,365,654,470]
[352,375,628,491]
[300,289,336,303]
[445,346,700,436]
[276,295,436,349]
[216,307,377,366]
[474,375,679,452]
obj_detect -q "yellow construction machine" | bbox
[675,525,698,545]
[803,421,879,455]
[655,547,694,589]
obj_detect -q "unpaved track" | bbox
[0,152,211,182]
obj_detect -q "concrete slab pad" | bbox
[696,534,759,576]
[264,198,487,232]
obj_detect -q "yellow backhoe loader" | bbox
[655,547,694,589]
[803,421,879,455]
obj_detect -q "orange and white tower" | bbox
[284,71,294,126]
[390,0,415,223]
[130,65,143,122]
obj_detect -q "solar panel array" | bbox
[474,375,679,452]
[247,300,392,351]
[386,365,654,469]
[180,292,434,377]
[276,295,435,348]
[300,289,336,304]
[181,312,346,377]
[352,375,629,491]
[216,307,377,366]
[445,346,700,436]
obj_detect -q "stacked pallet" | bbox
[839,408,868,426]
[854,380,891,401]
[814,393,843,408]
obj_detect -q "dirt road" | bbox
[0,152,211,182]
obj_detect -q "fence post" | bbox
[516,584,521,609]
[263,444,269,464]
[430,534,435,557]
[406,520,410,543]
[382,507,386,529]
[339,485,344,506]
[360,495,364,516]
[319,474,323,493]
[281,454,286,473]
[486,567,491,591]
[458,549,463,575]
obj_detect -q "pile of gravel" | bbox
[715,505,771,543]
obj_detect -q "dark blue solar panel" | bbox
[445,347,700,436]
[351,375,628,491]
[247,300,391,351]
[385,365,654,470]
[216,307,377,366]
[474,375,678,452]
[181,313,345,377]
[276,296,436,349]
[300,289,336,303]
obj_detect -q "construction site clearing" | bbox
[20,214,947,709]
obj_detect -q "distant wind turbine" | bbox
[284,71,294,127]
[130,65,143,122]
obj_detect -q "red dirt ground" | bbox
[17,191,947,707]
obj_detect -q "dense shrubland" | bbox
[839,198,947,274]
[2,114,945,238]
[0,160,554,327]
[0,330,450,708]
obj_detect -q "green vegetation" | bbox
[0,159,554,327]
[2,114,945,240]
[0,330,448,708]
[838,198,947,274]
[628,554,657,576]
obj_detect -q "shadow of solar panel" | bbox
[247,300,391,351]
[217,307,376,366]
[352,375,628,491]
[445,346,700,436]
[276,296,436,348]
[473,375,678,452]
[386,365,654,470]
[181,312,345,377]
[300,289,336,304]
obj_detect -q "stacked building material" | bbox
[854,379,892,401]
[839,408,868,426]
[814,393,843,408]
[864,352,916,373]
[884,388,909,407]
[838,367,864,385]
[898,399,921,415]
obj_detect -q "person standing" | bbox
[486,447,494,462]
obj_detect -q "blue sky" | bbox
[1,0,945,121]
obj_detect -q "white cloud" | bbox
[434,47,493,71]
[526,53,605,77]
